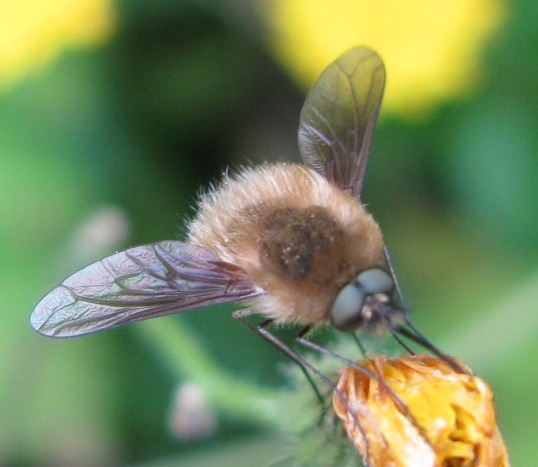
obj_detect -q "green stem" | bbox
[134,317,278,425]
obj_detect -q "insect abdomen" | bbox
[260,206,347,284]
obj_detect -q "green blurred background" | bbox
[1,0,537,465]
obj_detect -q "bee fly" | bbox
[31,47,462,391]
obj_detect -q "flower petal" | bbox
[333,355,510,466]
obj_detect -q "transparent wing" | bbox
[298,47,385,198]
[30,241,261,338]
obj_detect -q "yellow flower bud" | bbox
[333,355,510,466]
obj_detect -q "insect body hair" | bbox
[187,163,386,326]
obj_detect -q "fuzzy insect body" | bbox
[187,163,385,326]
[30,47,408,341]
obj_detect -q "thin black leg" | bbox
[295,335,409,414]
[350,332,368,358]
[233,312,327,403]
[233,311,371,464]
[384,245,406,306]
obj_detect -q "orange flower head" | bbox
[333,355,510,466]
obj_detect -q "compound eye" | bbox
[331,283,365,332]
[356,268,394,295]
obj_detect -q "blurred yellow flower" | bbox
[0,0,114,90]
[333,355,510,466]
[264,0,506,119]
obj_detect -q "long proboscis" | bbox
[394,323,468,374]
[384,245,467,374]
